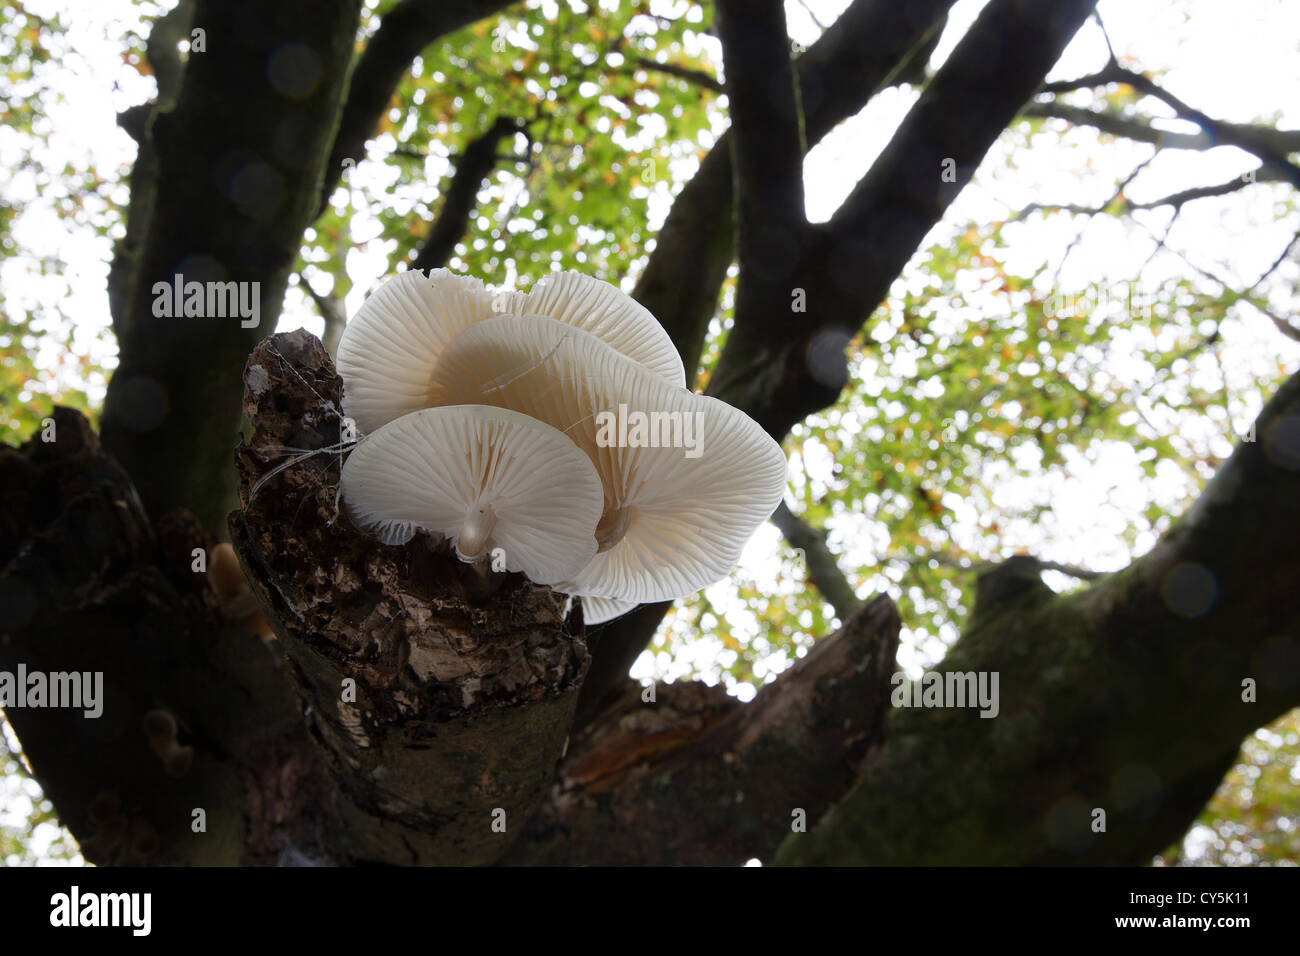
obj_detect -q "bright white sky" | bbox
[2,0,1298,863]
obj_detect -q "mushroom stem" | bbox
[458,551,506,605]
[595,506,633,553]
[457,505,497,562]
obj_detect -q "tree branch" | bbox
[506,595,900,865]
[0,410,317,864]
[1127,220,1300,343]
[318,0,519,215]
[298,271,348,356]
[409,115,524,273]
[572,600,672,728]
[706,0,1101,444]
[1038,63,1300,188]
[778,370,1300,864]
[886,550,1104,583]
[624,55,723,93]
[101,0,366,533]
[1020,101,1215,151]
[582,0,963,725]
[633,0,960,384]
[715,0,807,267]
[770,502,860,620]
[1014,172,1283,220]
[1024,100,1300,156]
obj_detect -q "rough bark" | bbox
[0,409,317,865]
[504,595,900,865]
[0,331,905,867]
[1,334,588,866]
[229,331,587,864]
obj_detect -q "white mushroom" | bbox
[336,268,685,435]
[516,271,685,387]
[339,404,604,585]
[336,269,495,435]
[579,595,638,625]
[427,313,788,603]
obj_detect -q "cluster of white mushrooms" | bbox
[335,269,787,624]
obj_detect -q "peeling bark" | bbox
[230,331,587,863]
[505,596,900,865]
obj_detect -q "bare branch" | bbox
[1037,63,1300,187]
[1020,102,1215,151]
[794,0,832,32]
[1092,8,1118,64]
[770,502,860,620]
[318,0,519,215]
[409,116,525,273]
[716,0,807,244]
[1138,227,1300,343]
[1253,231,1300,288]
[624,55,723,92]
[1014,172,1282,220]
[1038,63,1131,95]
[297,271,347,356]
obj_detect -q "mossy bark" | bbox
[101,0,365,533]
[776,372,1300,865]
[0,410,312,865]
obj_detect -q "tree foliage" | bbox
[2,0,1297,865]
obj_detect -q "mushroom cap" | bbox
[517,271,685,387]
[579,595,638,625]
[337,269,496,435]
[336,268,684,436]
[339,404,604,585]
[428,313,788,602]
